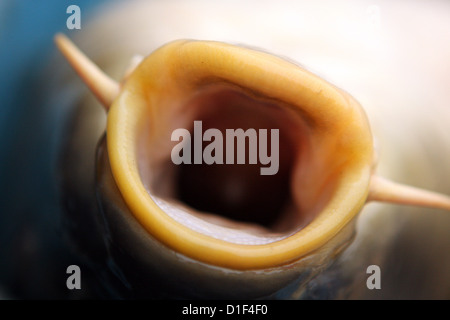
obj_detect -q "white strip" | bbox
[152,196,288,245]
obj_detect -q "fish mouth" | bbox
[106,40,374,270]
[140,82,306,244]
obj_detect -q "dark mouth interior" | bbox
[175,87,297,229]
[139,82,318,240]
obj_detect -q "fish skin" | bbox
[91,137,356,299]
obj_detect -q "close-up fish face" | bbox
[54,30,449,298]
[1,0,450,301]
[57,35,375,298]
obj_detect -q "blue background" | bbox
[0,0,107,299]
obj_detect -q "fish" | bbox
[2,0,450,300]
[51,0,450,299]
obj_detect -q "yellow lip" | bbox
[106,40,373,270]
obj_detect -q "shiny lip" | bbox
[106,40,373,270]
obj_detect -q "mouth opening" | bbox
[137,82,333,244]
[177,85,298,228]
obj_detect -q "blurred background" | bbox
[0,0,108,299]
[0,0,449,299]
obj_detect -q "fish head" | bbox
[55,35,450,299]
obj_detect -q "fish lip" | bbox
[105,40,374,270]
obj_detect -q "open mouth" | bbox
[101,39,374,269]
[136,82,338,245]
